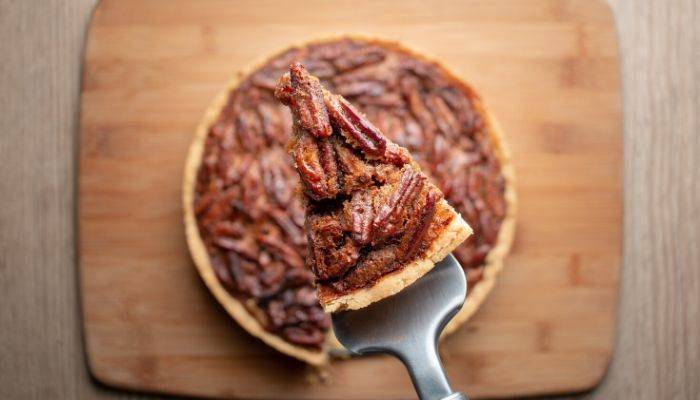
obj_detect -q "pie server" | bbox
[332,254,469,400]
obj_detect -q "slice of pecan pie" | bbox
[275,63,472,312]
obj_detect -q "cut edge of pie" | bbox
[183,75,328,366]
[320,201,471,313]
[183,36,516,365]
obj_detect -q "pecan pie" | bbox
[275,63,471,312]
[183,38,516,364]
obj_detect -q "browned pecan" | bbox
[354,92,404,108]
[333,46,386,72]
[326,93,387,157]
[235,109,264,152]
[402,76,437,140]
[400,114,424,149]
[347,190,375,245]
[256,102,286,145]
[427,93,460,140]
[333,62,396,87]
[210,253,234,290]
[304,58,336,79]
[224,154,253,186]
[251,69,280,91]
[294,286,319,307]
[372,167,426,240]
[237,162,265,220]
[269,48,302,69]
[317,138,339,192]
[260,152,294,206]
[210,220,245,238]
[291,131,339,200]
[258,233,305,270]
[210,119,236,150]
[399,190,440,261]
[374,109,403,143]
[227,252,262,297]
[276,63,332,138]
[400,58,441,85]
[308,38,361,60]
[335,80,386,98]
[430,134,451,165]
[440,87,482,135]
[214,237,259,261]
[259,260,286,295]
[265,207,299,240]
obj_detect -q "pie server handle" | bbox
[396,329,469,400]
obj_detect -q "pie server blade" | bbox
[332,253,469,400]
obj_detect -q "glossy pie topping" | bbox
[194,38,506,349]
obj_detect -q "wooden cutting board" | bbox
[79,0,621,398]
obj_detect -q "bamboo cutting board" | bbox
[79,0,621,398]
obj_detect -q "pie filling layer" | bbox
[193,38,507,350]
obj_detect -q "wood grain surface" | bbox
[0,1,698,400]
[78,0,621,398]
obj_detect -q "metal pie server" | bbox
[332,254,469,400]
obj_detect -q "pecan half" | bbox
[291,131,339,200]
[224,154,253,186]
[258,233,305,270]
[317,138,339,193]
[304,58,336,79]
[260,153,294,206]
[372,167,426,240]
[427,93,460,140]
[333,46,386,72]
[266,207,305,247]
[235,109,264,152]
[214,237,259,261]
[326,93,387,157]
[402,76,437,139]
[347,190,375,245]
[276,63,332,138]
[399,190,440,261]
[354,92,403,108]
[257,102,286,145]
[335,80,386,98]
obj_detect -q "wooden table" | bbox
[0,1,697,399]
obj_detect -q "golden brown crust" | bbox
[319,202,471,312]
[183,36,516,363]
